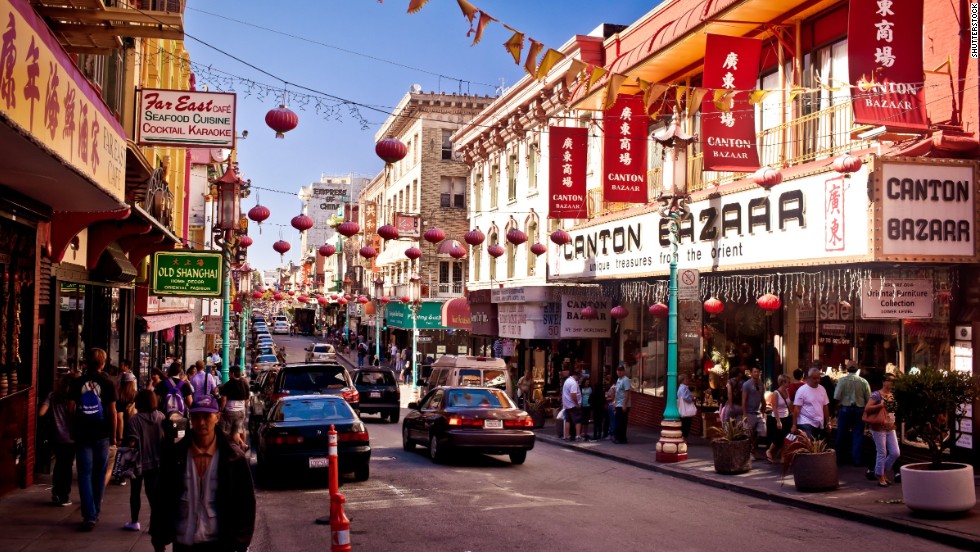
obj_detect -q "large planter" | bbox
[711,439,752,474]
[792,451,839,492]
[900,462,976,514]
[527,407,546,429]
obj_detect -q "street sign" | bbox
[202,316,222,335]
[152,251,224,297]
[678,268,700,300]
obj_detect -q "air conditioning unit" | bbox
[955,325,972,341]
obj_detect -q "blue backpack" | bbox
[79,381,103,421]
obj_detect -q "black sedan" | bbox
[402,386,535,464]
[352,368,400,423]
[257,395,371,484]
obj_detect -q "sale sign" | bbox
[602,94,648,203]
[702,34,762,172]
[548,126,588,219]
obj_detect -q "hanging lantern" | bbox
[704,297,725,314]
[213,165,242,231]
[330,294,338,300]
[317,296,329,306]
[401,296,411,304]
[487,244,505,258]
[297,294,309,304]
[377,224,400,241]
[291,213,314,233]
[580,306,597,320]
[337,221,360,238]
[251,291,262,300]
[248,203,270,233]
[338,297,348,305]
[288,290,296,296]
[357,295,369,304]
[375,138,408,164]
[752,166,783,190]
[757,293,782,313]
[273,292,284,301]
[449,243,467,259]
[648,303,669,317]
[273,240,291,260]
[464,228,486,246]
[319,243,336,257]
[359,246,377,259]
[610,305,629,319]
[529,243,547,257]
[550,229,571,246]
[833,153,863,174]
[238,235,253,248]
[405,246,422,260]
[265,104,298,138]
[506,228,528,246]
[380,296,391,305]
[423,227,446,244]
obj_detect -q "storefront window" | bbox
[59,282,85,373]
[109,288,121,368]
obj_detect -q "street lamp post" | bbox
[408,273,422,391]
[238,269,251,374]
[653,111,695,463]
[373,277,385,365]
[343,276,353,344]
[213,165,244,384]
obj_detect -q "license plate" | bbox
[370,391,381,398]
[309,457,329,469]
[484,419,503,429]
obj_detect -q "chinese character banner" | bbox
[847,0,927,130]
[548,126,588,219]
[702,34,762,172]
[602,94,648,203]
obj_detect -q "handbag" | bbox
[111,442,141,480]
[677,396,697,418]
[862,402,887,425]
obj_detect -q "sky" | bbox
[183,0,656,272]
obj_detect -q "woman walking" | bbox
[123,389,165,531]
[865,373,900,487]
[677,374,697,438]
[39,373,75,506]
[765,374,793,463]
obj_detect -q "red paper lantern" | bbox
[317,296,329,306]
[757,293,782,312]
[288,290,296,296]
[506,229,528,246]
[530,243,547,256]
[248,204,270,232]
[833,153,863,174]
[752,166,783,189]
[330,294,338,300]
[337,221,360,237]
[704,297,725,314]
[449,243,467,259]
[648,303,668,317]
[291,213,314,233]
[265,104,298,138]
[357,295,369,304]
[405,246,422,260]
[380,296,391,304]
[487,244,505,258]
[359,246,377,259]
[610,305,629,319]
[297,294,309,304]
[319,244,336,257]
[580,306,597,320]
[423,227,446,244]
[251,291,262,300]
[273,240,291,256]
[375,138,408,164]
[273,292,284,301]
[464,228,486,246]
[338,297,348,305]
[550,229,571,246]
[400,296,411,304]
[377,224,400,241]
[238,235,253,248]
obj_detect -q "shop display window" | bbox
[0,215,37,394]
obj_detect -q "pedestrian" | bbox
[865,373,900,487]
[190,360,218,399]
[394,347,405,380]
[211,351,222,375]
[591,375,608,440]
[788,368,806,401]
[148,368,164,391]
[112,371,138,486]
[400,348,411,384]
[155,362,194,417]
[765,374,793,463]
[219,366,251,452]
[741,365,766,458]
[69,348,118,531]
[834,360,871,466]
[722,366,745,423]
[39,372,75,506]
[677,373,697,439]
[516,369,534,409]
[580,376,593,439]
[613,364,632,444]
[357,341,367,367]
[123,389,165,532]
[605,377,617,438]
[791,367,831,439]
[150,394,256,552]
[389,343,399,370]
[561,370,583,441]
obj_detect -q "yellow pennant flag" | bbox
[524,40,544,78]
[503,28,525,65]
[713,89,736,111]
[675,86,689,107]
[470,11,495,46]
[687,88,709,114]
[748,90,770,106]
[563,59,586,87]
[586,66,607,94]
[536,49,565,80]
[407,0,430,14]
[644,83,668,111]
[788,87,807,102]
[603,73,627,109]
[457,0,478,23]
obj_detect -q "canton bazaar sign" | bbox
[136,89,237,148]
[151,251,224,297]
[560,295,610,338]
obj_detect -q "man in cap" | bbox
[834,359,871,466]
[151,394,255,552]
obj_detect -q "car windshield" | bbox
[256,347,274,356]
[273,399,355,422]
[256,355,278,363]
[313,345,333,354]
[445,389,511,409]
[283,368,348,393]
[356,371,395,386]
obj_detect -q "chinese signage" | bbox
[861,278,933,319]
[498,302,561,339]
[560,295,611,338]
[151,251,224,297]
[878,160,976,258]
[363,201,378,234]
[848,0,927,130]
[824,176,846,251]
[602,94,648,203]
[549,165,871,280]
[548,126,588,218]
[136,89,236,147]
[385,301,449,330]
[702,34,762,172]
[394,213,420,238]
[202,316,222,335]
[0,0,126,200]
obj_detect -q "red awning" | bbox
[441,297,471,331]
[142,312,194,333]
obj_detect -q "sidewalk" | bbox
[534,418,980,550]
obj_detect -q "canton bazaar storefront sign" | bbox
[548,166,871,280]
[560,295,610,338]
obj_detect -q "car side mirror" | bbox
[407,402,419,410]
[305,346,312,352]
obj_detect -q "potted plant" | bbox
[892,369,980,514]
[781,432,838,492]
[524,398,546,429]
[709,417,752,474]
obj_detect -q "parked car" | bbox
[272,320,290,334]
[258,363,360,417]
[402,386,534,464]
[305,343,337,363]
[352,369,400,423]
[257,395,371,483]
[421,356,513,398]
[253,354,279,374]
[253,346,275,360]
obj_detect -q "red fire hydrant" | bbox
[330,492,351,551]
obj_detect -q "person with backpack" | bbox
[189,360,218,399]
[123,389,165,532]
[154,362,193,444]
[68,348,118,531]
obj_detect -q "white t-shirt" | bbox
[561,377,581,409]
[793,384,829,427]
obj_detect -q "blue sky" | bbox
[184,0,655,271]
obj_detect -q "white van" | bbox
[422,355,513,398]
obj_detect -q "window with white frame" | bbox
[526,219,538,276]
[488,233,498,281]
[527,139,539,192]
[442,129,453,160]
[473,165,483,211]
[490,162,499,209]
[507,152,518,202]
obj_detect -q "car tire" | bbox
[509,450,527,465]
[387,409,400,424]
[402,425,415,451]
[429,434,444,464]
[353,463,370,482]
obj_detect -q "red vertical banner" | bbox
[848,0,927,130]
[548,126,588,219]
[702,34,762,172]
[602,94,648,203]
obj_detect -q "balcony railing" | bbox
[32,0,185,55]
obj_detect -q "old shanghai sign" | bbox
[137,89,237,148]
[151,251,224,298]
